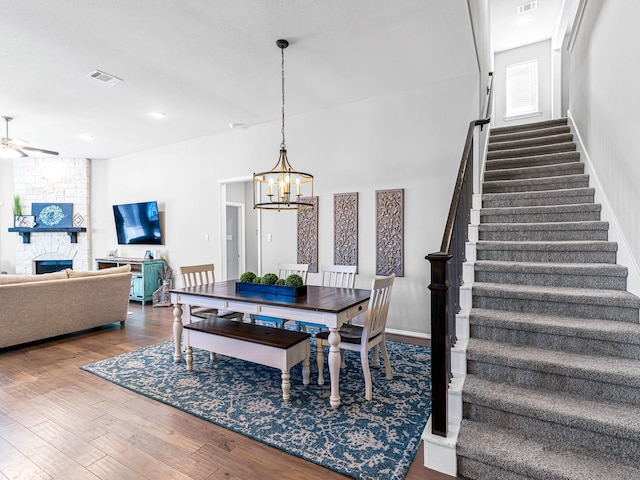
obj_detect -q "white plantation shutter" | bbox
[506,60,538,117]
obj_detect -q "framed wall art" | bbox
[297,196,318,273]
[375,188,404,277]
[333,192,358,268]
[32,203,73,228]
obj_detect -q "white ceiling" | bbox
[490,0,563,52]
[0,0,478,160]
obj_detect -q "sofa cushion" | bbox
[67,264,132,278]
[0,270,69,285]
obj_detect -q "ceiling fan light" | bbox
[0,145,23,159]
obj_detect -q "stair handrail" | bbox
[426,72,493,437]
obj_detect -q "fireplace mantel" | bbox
[8,227,87,244]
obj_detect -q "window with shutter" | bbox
[506,59,538,118]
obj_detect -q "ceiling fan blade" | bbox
[21,146,59,156]
[9,138,28,146]
[13,148,28,157]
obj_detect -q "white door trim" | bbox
[219,176,262,280]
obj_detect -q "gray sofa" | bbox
[0,265,133,348]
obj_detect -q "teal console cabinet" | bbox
[95,257,166,305]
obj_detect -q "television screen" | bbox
[113,201,163,245]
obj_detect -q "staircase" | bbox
[456,118,640,479]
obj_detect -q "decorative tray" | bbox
[235,282,307,297]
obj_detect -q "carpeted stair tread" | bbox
[474,260,627,276]
[483,173,589,193]
[476,240,618,264]
[473,282,640,309]
[476,240,617,253]
[478,220,609,232]
[473,282,639,322]
[482,188,595,208]
[485,151,580,171]
[457,419,640,480]
[489,125,570,143]
[487,142,576,160]
[480,203,601,223]
[490,118,568,135]
[478,224,608,241]
[488,133,574,151]
[470,308,640,349]
[466,338,640,389]
[463,375,640,442]
[484,161,584,181]
[473,260,628,289]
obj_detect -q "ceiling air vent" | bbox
[87,69,123,86]
[517,1,537,15]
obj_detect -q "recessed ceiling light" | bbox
[228,123,246,129]
[150,112,166,119]
[80,134,93,141]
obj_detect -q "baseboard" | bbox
[567,110,640,297]
[385,327,430,340]
[422,413,460,476]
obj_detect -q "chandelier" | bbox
[253,39,314,210]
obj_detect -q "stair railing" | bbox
[427,72,493,437]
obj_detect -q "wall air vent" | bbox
[517,1,537,15]
[86,69,123,86]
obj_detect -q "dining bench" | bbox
[183,317,311,400]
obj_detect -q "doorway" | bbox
[225,203,244,279]
[219,177,261,280]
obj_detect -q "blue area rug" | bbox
[81,340,431,480]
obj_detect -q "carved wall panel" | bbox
[297,196,318,273]
[376,189,404,277]
[333,192,358,268]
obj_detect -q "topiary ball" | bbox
[239,271,257,283]
[263,273,279,285]
[275,278,286,286]
[254,276,265,284]
[285,274,304,287]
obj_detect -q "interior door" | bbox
[226,205,240,279]
[220,178,258,280]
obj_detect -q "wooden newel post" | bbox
[427,251,452,437]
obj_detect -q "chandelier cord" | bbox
[280,44,286,150]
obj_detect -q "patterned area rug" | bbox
[81,340,431,480]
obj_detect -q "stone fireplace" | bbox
[13,158,91,275]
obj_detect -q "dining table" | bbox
[170,279,371,409]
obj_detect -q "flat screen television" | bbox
[113,201,163,245]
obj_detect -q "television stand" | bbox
[95,257,166,305]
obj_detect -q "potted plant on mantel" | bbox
[13,195,22,227]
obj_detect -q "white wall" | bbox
[568,0,640,288]
[0,161,15,273]
[467,0,494,115]
[493,40,552,128]
[91,75,479,335]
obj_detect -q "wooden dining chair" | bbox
[181,264,216,288]
[319,264,357,288]
[277,263,309,283]
[315,273,395,401]
[179,264,242,321]
[295,264,357,332]
[251,263,309,329]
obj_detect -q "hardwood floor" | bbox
[0,303,454,480]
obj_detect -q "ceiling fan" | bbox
[1,116,59,158]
